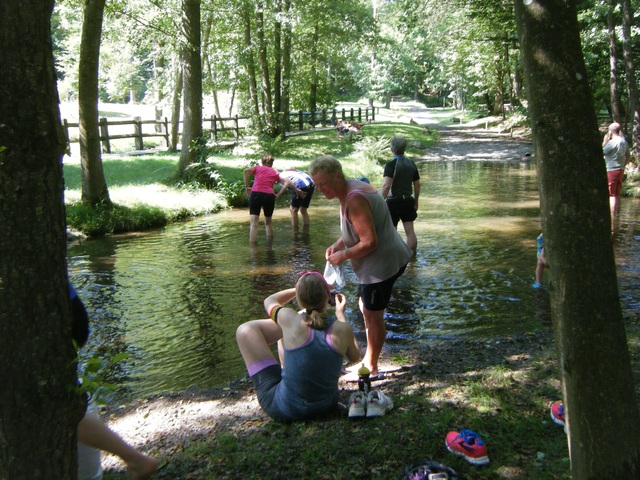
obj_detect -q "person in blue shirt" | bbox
[279,168,314,228]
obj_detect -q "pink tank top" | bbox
[251,165,281,194]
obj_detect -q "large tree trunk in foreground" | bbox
[78,0,111,206]
[515,1,640,477]
[0,0,84,477]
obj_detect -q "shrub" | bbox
[66,201,167,236]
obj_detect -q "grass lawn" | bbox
[64,121,438,236]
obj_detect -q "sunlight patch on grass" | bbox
[66,184,225,215]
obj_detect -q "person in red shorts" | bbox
[602,122,630,235]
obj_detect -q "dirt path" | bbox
[423,127,533,162]
[376,99,534,162]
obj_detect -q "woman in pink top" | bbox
[244,154,299,243]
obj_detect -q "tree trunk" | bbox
[515,1,640,477]
[154,55,165,133]
[308,23,320,114]
[228,86,236,118]
[178,0,203,175]
[280,0,292,133]
[202,12,222,118]
[78,0,111,206]
[0,0,84,477]
[621,0,640,162]
[273,0,283,135]
[170,61,183,152]
[256,8,273,118]
[242,0,261,128]
[607,0,624,124]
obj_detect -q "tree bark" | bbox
[78,0,111,206]
[607,0,624,124]
[621,0,640,162]
[202,12,222,118]
[242,0,261,128]
[515,1,640,477]
[308,23,320,114]
[0,0,84,477]
[256,8,273,118]
[273,0,283,135]
[170,61,183,153]
[280,0,293,133]
[178,0,203,175]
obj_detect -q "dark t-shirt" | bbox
[383,156,420,198]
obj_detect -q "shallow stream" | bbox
[67,159,640,401]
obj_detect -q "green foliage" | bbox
[257,133,287,156]
[180,162,248,207]
[352,134,390,163]
[498,109,530,132]
[78,352,130,404]
[188,136,212,164]
[66,201,167,235]
[623,168,640,198]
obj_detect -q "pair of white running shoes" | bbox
[348,390,394,419]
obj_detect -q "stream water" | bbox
[67,159,640,401]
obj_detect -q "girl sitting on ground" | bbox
[236,271,361,422]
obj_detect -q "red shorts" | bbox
[607,169,624,197]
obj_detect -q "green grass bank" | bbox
[64,121,438,236]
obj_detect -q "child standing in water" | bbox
[533,233,548,289]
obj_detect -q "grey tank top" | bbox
[274,318,343,419]
[341,188,413,284]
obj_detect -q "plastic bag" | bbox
[324,261,346,288]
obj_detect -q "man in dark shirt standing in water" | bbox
[381,136,421,252]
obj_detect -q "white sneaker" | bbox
[348,392,367,419]
[366,390,393,417]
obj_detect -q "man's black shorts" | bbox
[290,185,314,209]
[386,197,417,226]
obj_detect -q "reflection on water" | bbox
[68,160,640,400]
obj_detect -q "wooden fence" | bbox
[61,106,377,154]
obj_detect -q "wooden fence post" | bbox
[298,111,303,131]
[163,118,170,147]
[212,115,218,141]
[358,107,362,122]
[321,109,327,127]
[234,115,239,138]
[134,116,144,150]
[350,108,354,121]
[63,119,71,155]
[341,108,346,121]
[372,107,376,121]
[99,117,111,153]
